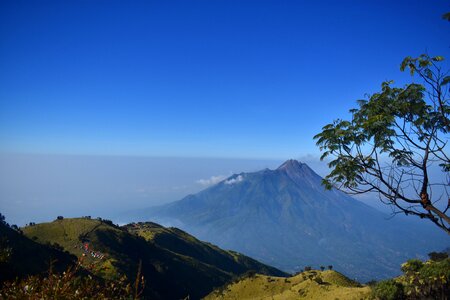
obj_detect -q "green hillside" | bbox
[205,270,371,300]
[0,221,75,283]
[22,217,286,299]
[124,221,286,277]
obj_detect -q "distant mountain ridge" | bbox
[141,159,448,282]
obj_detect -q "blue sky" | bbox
[0,0,449,159]
[1,1,449,224]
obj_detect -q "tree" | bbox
[428,251,448,262]
[0,213,7,226]
[314,54,450,234]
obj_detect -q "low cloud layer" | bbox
[225,175,244,185]
[196,175,227,186]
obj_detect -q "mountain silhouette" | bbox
[142,160,448,281]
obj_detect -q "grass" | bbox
[23,217,122,279]
[205,270,371,300]
[20,218,286,299]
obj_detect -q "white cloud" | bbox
[225,175,244,185]
[196,175,227,186]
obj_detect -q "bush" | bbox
[313,275,324,285]
[371,279,404,300]
[401,259,423,273]
[243,270,256,279]
[428,251,448,262]
[366,279,378,287]
[0,259,145,299]
[372,258,450,300]
[403,258,450,299]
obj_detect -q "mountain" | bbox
[141,159,449,282]
[205,269,371,300]
[21,217,286,299]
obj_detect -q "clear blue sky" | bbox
[1,0,449,159]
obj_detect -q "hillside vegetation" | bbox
[3,216,449,299]
[0,221,75,283]
[205,270,371,300]
[124,221,285,276]
[21,217,285,299]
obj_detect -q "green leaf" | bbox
[432,56,445,62]
[443,12,450,21]
[441,76,450,86]
[419,60,431,68]
[400,57,412,71]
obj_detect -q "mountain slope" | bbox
[0,221,75,283]
[205,270,371,300]
[143,160,448,282]
[22,218,286,299]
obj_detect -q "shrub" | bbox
[366,280,378,287]
[401,259,423,273]
[0,259,145,299]
[428,251,448,262]
[372,258,450,300]
[0,213,7,226]
[403,258,450,299]
[243,270,256,279]
[313,275,324,285]
[371,279,404,300]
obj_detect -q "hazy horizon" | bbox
[1,152,288,225]
[2,152,442,227]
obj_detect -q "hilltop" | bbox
[205,270,371,300]
[21,217,286,299]
[141,159,448,281]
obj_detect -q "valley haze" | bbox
[1,152,409,226]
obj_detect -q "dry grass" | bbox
[205,270,371,300]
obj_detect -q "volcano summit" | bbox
[140,160,447,281]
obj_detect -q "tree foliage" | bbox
[371,257,450,300]
[370,279,405,300]
[314,54,450,234]
[443,12,450,22]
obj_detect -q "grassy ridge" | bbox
[23,218,121,279]
[125,222,287,277]
[21,218,286,299]
[205,270,371,300]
